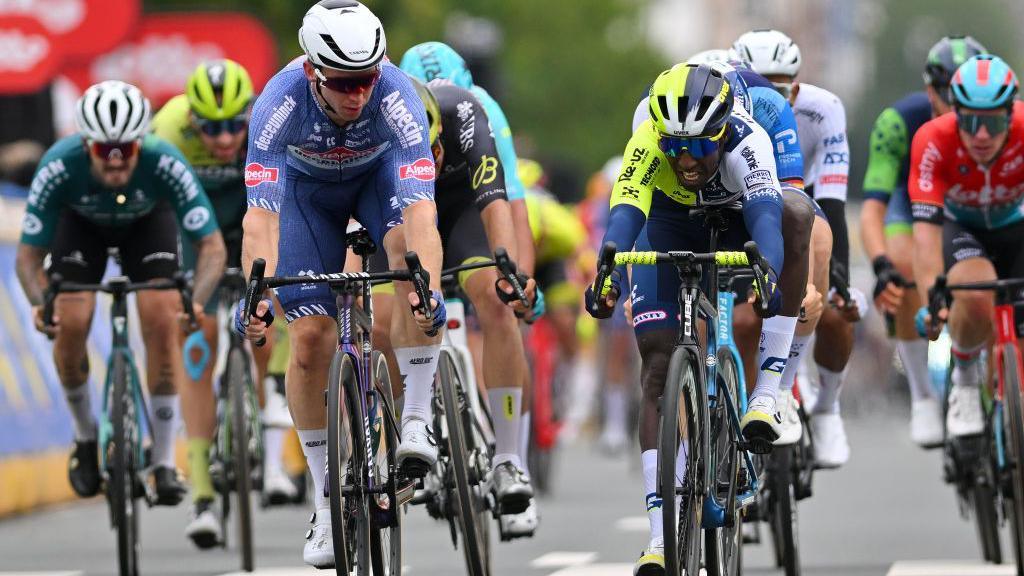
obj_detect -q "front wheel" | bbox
[109,352,140,576]
[227,347,256,572]
[369,351,402,576]
[1000,346,1024,575]
[327,352,356,575]
[705,347,742,576]
[767,445,800,576]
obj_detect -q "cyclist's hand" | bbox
[872,255,906,314]
[33,304,58,337]
[750,267,782,318]
[495,273,537,316]
[585,272,620,319]
[235,297,274,342]
[829,288,864,322]
[916,305,947,340]
[408,289,446,336]
[178,302,204,334]
[519,286,546,324]
[798,283,823,324]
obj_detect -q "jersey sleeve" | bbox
[454,91,508,210]
[750,87,804,186]
[150,137,220,243]
[907,120,946,225]
[473,87,524,202]
[724,123,785,274]
[381,71,436,209]
[810,95,850,202]
[540,198,587,260]
[245,73,304,213]
[602,127,660,253]
[20,144,71,247]
[862,107,907,203]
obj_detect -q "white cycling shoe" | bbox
[910,397,944,447]
[262,380,293,428]
[500,499,540,539]
[397,417,437,478]
[773,389,803,446]
[946,383,985,437]
[811,412,850,468]
[304,508,335,569]
[263,466,298,505]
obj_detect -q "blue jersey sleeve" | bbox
[472,86,525,201]
[742,192,785,277]
[245,67,306,213]
[378,67,436,207]
[748,86,804,186]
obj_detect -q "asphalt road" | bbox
[0,398,1018,576]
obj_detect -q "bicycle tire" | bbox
[705,347,742,576]
[327,352,356,575]
[438,349,490,576]
[661,347,703,576]
[227,347,255,572]
[970,474,1002,563]
[1000,346,1024,575]
[369,350,402,576]
[768,445,800,576]
[110,352,140,576]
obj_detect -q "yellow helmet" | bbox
[408,76,441,146]
[648,63,733,138]
[518,158,546,189]
[186,59,254,120]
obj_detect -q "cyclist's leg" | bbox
[942,220,997,437]
[48,210,104,496]
[366,250,402,403]
[125,207,190,502]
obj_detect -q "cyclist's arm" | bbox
[726,129,786,274]
[473,87,536,275]
[907,124,946,304]
[860,107,907,260]
[17,147,68,305]
[461,91,517,261]
[811,95,851,275]
[15,244,47,306]
[190,230,227,306]
[601,134,657,256]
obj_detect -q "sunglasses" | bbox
[88,140,139,162]
[314,66,380,94]
[194,115,248,137]
[657,124,727,159]
[957,111,1010,136]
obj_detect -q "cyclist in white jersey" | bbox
[734,29,863,468]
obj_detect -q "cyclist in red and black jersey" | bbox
[910,54,1024,439]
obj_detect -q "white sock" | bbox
[752,316,798,402]
[565,356,599,428]
[951,340,984,388]
[297,428,328,510]
[813,366,844,415]
[896,339,933,402]
[519,411,532,476]
[264,426,285,476]
[395,345,440,423]
[642,449,663,546]
[149,395,179,468]
[778,333,812,393]
[64,382,96,441]
[603,386,629,436]
[489,387,523,468]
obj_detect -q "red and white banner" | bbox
[0,16,60,93]
[63,13,278,107]
[0,0,139,62]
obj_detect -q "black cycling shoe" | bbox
[152,466,188,506]
[68,440,101,497]
[492,461,533,515]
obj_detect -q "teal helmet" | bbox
[399,41,474,89]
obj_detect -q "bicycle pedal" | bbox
[739,438,774,455]
[398,459,431,482]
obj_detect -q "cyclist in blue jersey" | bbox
[859,36,986,447]
[399,40,544,536]
[235,2,464,567]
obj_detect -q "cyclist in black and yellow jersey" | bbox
[152,59,294,548]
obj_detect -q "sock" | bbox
[813,366,845,415]
[897,339,933,402]
[642,449,663,546]
[489,387,523,469]
[564,356,599,430]
[297,428,328,510]
[149,395,180,468]
[264,426,286,476]
[752,316,799,403]
[64,382,96,441]
[395,345,440,423]
[603,386,629,437]
[519,411,532,476]
[187,438,214,501]
[778,334,812,393]
[951,340,983,388]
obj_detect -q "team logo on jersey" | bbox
[744,169,773,189]
[289,143,389,170]
[917,142,943,193]
[245,163,279,187]
[254,95,297,151]
[22,213,42,235]
[182,207,211,232]
[399,158,436,181]
[633,310,667,327]
[381,91,425,149]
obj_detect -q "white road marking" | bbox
[218,569,321,576]
[614,516,649,532]
[530,551,597,568]
[887,561,1017,576]
[547,563,633,576]
[0,573,83,576]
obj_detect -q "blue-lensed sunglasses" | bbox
[657,134,721,158]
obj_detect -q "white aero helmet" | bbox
[732,29,802,77]
[686,49,736,66]
[75,80,151,143]
[299,0,386,72]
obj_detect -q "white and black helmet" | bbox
[732,29,802,77]
[75,80,151,143]
[299,0,386,72]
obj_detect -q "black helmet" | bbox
[923,35,987,89]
